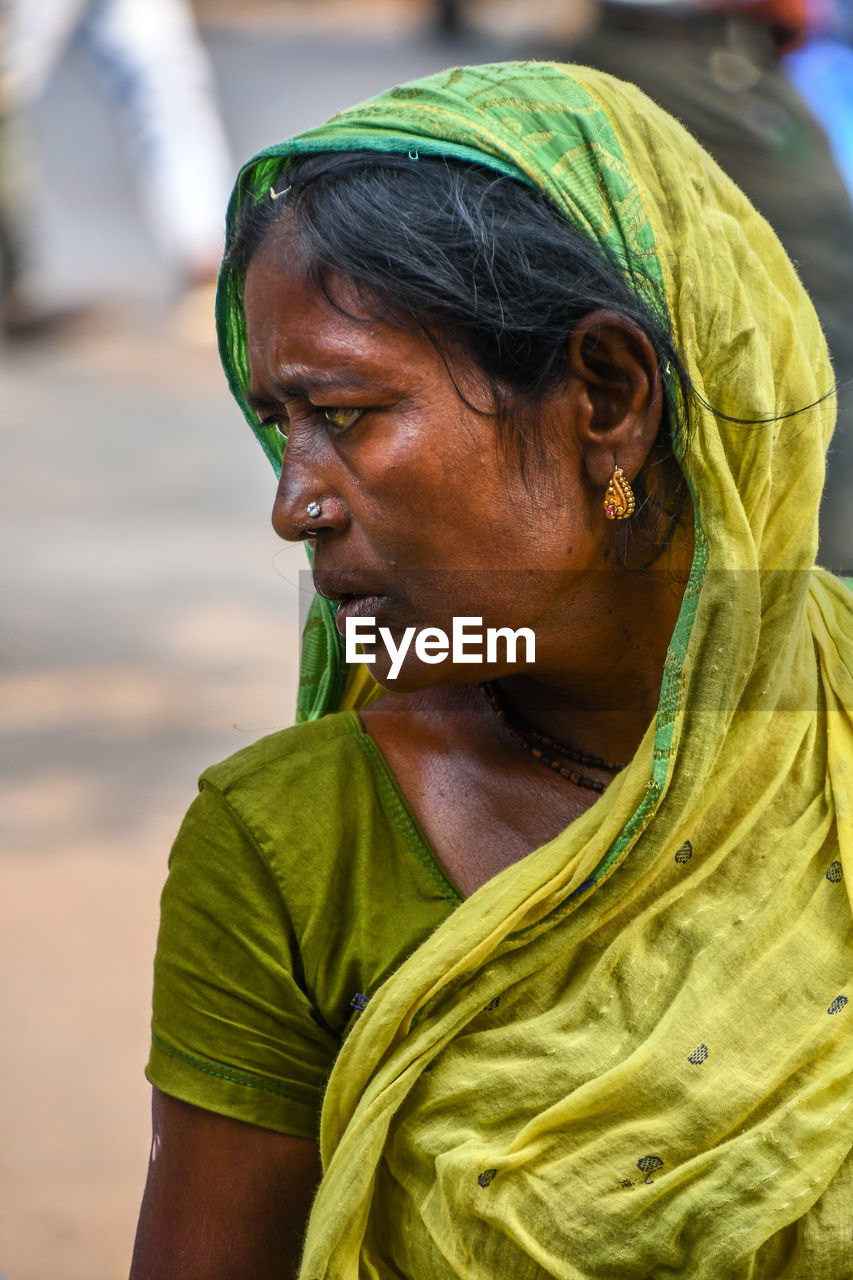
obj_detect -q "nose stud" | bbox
[306,501,322,519]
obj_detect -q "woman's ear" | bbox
[566,309,663,489]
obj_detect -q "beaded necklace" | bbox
[481,680,627,795]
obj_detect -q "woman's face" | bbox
[243,229,615,689]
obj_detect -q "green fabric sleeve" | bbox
[147,781,339,1139]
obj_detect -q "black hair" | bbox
[227,151,694,553]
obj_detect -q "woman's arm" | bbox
[129,1088,321,1280]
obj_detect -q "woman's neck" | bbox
[497,532,693,764]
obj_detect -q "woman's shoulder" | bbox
[156,708,459,1075]
[186,708,462,912]
[150,709,456,1135]
[200,709,365,807]
[194,709,406,856]
[188,710,403,889]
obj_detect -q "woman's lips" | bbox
[333,594,390,631]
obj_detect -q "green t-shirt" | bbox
[147,711,462,1140]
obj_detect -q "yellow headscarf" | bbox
[219,60,853,1280]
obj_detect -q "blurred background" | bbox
[1,1,850,1277]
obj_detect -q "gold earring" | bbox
[603,466,635,520]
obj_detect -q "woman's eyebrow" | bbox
[247,370,385,409]
[246,389,275,412]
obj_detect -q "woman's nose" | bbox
[271,448,348,541]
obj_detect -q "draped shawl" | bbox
[217,62,853,1280]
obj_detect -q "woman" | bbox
[130,63,853,1278]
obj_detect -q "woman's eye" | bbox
[322,406,363,431]
[259,413,289,438]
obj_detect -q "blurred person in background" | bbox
[784,0,853,201]
[0,0,233,339]
[0,0,44,337]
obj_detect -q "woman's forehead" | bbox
[244,224,389,333]
[245,235,352,346]
[243,242,443,401]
